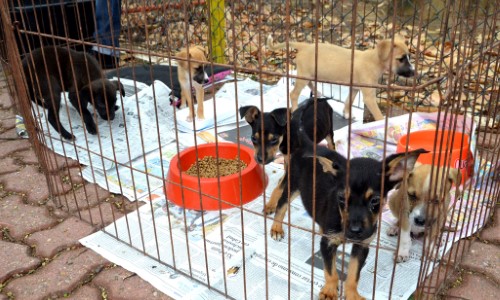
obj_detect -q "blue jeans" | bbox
[93,0,121,57]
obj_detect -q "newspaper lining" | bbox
[76,77,495,299]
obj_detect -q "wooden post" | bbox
[209,0,226,63]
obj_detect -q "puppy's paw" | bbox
[387,225,399,236]
[197,114,205,120]
[61,131,76,141]
[86,124,97,135]
[346,293,365,300]
[270,224,285,241]
[263,203,276,215]
[319,284,338,300]
[395,245,411,263]
[395,253,410,263]
[186,115,193,122]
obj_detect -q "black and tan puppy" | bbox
[22,46,124,140]
[267,35,415,121]
[239,97,335,165]
[270,114,425,299]
[388,163,460,262]
[176,46,209,122]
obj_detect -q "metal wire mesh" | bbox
[1,0,499,299]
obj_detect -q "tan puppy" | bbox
[388,164,461,262]
[266,35,415,121]
[176,46,209,122]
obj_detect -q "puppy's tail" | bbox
[266,35,307,52]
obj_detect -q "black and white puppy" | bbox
[22,46,125,140]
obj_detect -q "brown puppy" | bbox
[388,164,461,262]
[176,46,209,122]
[266,35,415,121]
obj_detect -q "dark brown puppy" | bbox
[22,46,125,140]
[272,113,425,299]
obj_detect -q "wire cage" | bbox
[0,0,499,299]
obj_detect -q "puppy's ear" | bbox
[79,83,96,102]
[113,80,125,97]
[385,148,428,182]
[316,156,339,176]
[239,106,260,124]
[270,108,289,127]
[377,39,395,62]
[176,49,191,68]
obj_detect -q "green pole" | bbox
[209,0,226,63]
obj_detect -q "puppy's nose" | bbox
[414,216,426,226]
[349,224,362,234]
[255,155,263,164]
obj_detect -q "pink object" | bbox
[207,70,232,84]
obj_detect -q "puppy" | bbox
[271,116,426,299]
[176,46,209,122]
[22,46,125,140]
[239,97,335,165]
[266,35,415,121]
[388,164,460,262]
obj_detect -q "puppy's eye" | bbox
[269,137,279,146]
[407,193,417,202]
[370,196,380,211]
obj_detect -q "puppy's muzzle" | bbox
[414,215,426,227]
[193,67,209,85]
[397,55,415,77]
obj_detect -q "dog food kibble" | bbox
[185,156,247,178]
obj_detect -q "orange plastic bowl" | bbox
[165,143,267,210]
[397,129,473,185]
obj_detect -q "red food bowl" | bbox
[397,129,473,185]
[165,143,267,210]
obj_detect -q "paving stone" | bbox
[0,240,41,282]
[25,217,97,258]
[59,183,111,213]
[0,116,16,130]
[62,167,86,186]
[79,202,125,227]
[417,262,459,299]
[4,248,110,300]
[14,148,40,165]
[440,239,470,265]
[480,206,500,244]
[0,108,15,121]
[0,166,72,204]
[0,195,57,240]
[65,285,102,299]
[0,139,31,158]
[460,241,500,284]
[0,157,21,175]
[445,272,499,300]
[43,151,81,173]
[0,165,48,202]
[93,266,173,300]
[0,91,14,109]
[0,128,18,139]
[108,194,146,213]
